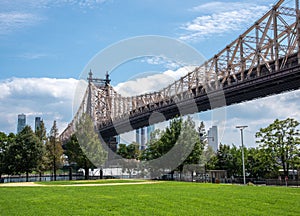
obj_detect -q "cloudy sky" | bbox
[1,0,300,148]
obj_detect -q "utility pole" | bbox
[236,125,248,185]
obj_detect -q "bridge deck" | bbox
[99,54,300,138]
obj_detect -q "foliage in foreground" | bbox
[64,113,107,180]
[256,118,300,177]
[0,182,299,216]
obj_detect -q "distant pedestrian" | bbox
[285,176,288,187]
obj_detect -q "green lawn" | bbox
[0,181,299,215]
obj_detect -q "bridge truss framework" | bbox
[60,0,300,145]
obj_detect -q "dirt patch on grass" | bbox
[0,181,159,187]
[0,182,43,187]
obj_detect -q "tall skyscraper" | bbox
[116,135,120,145]
[140,127,146,150]
[35,117,42,132]
[208,126,218,152]
[135,129,140,144]
[17,114,26,133]
[147,125,155,142]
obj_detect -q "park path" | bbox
[0,181,158,187]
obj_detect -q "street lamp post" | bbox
[205,136,215,183]
[236,125,248,185]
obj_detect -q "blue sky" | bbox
[1,0,300,148]
[0,0,274,80]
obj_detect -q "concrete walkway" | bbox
[0,181,158,187]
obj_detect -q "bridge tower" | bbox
[87,70,118,155]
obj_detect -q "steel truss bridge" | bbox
[60,0,300,148]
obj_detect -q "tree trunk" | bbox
[54,167,57,181]
[26,171,29,182]
[53,157,57,181]
[191,171,194,182]
[170,171,174,180]
[69,167,72,181]
[100,169,103,179]
[129,170,132,179]
[84,161,89,180]
[281,156,287,177]
[179,165,184,181]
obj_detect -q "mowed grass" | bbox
[0,181,299,216]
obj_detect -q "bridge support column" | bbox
[141,128,145,149]
[107,137,118,153]
[103,136,118,163]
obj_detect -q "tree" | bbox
[7,126,43,181]
[209,144,242,178]
[140,117,182,178]
[35,121,47,143]
[45,121,63,181]
[117,142,140,178]
[125,142,140,159]
[34,121,47,176]
[117,143,128,159]
[256,118,300,177]
[200,145,215,167]
[140,129,163,161]
[198,121,207,143]
[140,117,206,179]
[65,134,91,179]
[246,147,278,178]
[178,117,205,180]
[0,132,8,178]
[65,114,107,180]
[2,133,16,176]
[64,134,83,169]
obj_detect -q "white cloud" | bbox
[0,12,41,35]
[75,0,108,9]
[0,0,109,11]
[191,2,269,13]
[180,2,269,41]
[0,0,109,34]
[216,89,300,147]
[0,77,78,134]
[0,1,51,11]
[0,77,77,99]
[18,53,49,60]
[114,66,196,97]
[141,56,183,71]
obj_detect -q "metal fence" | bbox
[265,179,300,187]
